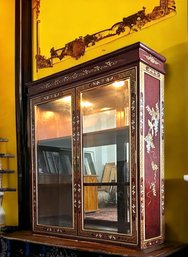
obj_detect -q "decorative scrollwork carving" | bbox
[33,0,40,20]
[36,54,53,69]
[35,0,176,69]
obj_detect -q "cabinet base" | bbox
[1,231,187,257]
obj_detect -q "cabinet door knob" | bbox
[183,175,188,182]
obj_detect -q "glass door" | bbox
[79,78,132,235]
[31,90,77,234]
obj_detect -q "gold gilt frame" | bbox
[33,0,176,69]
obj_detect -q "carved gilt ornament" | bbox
[33,0,176,69]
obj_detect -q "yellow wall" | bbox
[0,0,188,244]
[0,0,18,226]
[164,42,188,243]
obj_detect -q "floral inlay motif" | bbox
[143,54,160,65]
[161,101,164,139]
[144,102,160,206]
[140,178,144,220]
[161,179,165,215]
[145,103,159,153]
[149,161,158,198]
[140,92,144,135]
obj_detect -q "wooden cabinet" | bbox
[27,42,165,251]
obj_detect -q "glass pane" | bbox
[81,79,131,234]
[35,95,73,228]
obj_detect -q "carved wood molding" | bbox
[35,0,176,69]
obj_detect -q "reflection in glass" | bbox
[35,96,73,228]
[81,80,131,234]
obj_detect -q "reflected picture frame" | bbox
[84,151,96,175]
[37,145,72,175]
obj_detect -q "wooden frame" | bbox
[101,162,116,192]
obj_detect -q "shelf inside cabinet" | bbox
[83,126,129,148]
[83,181,130,186]
[38,174,72,185]
[38,136,71,148]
